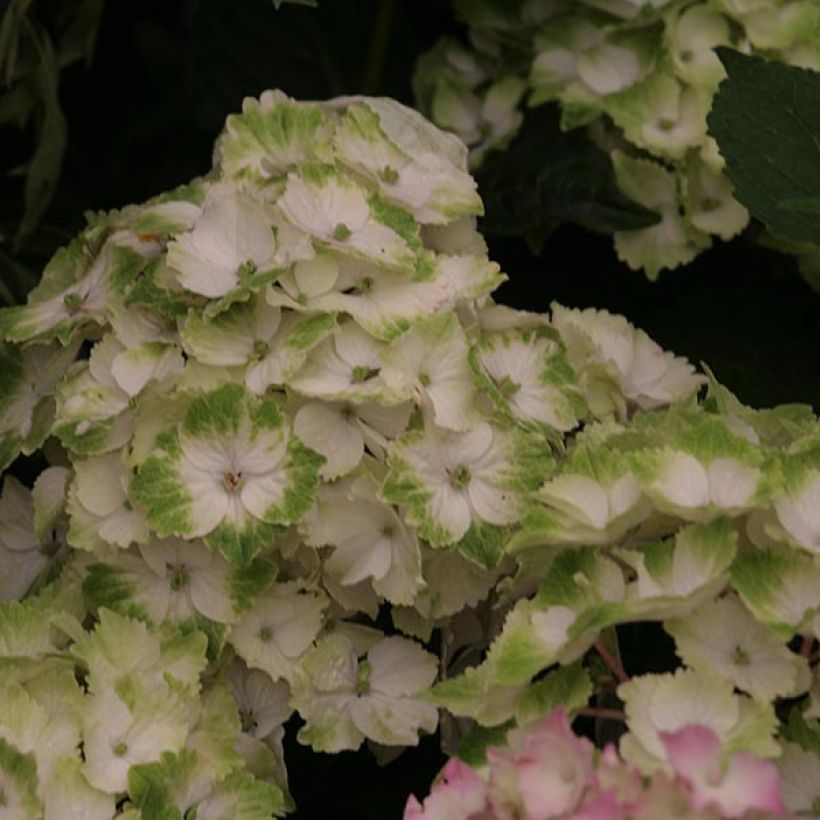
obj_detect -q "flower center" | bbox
[497,376,520,398]
[222,470,243,492]
[418,372,431,387]
[240,710,258,734]
[351,365,379,383]
[379,165,399,184]
[169,565,189,591]
[732,645,750,666]
[355,276,374,293]
[113,741,128,757]
[356,659,372,695]
[259,626,274,643]
[253,339,269,359]
[333,223,351,241]
[449,464,471,490]
[63,292,84,314]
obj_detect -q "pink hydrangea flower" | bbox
[661,724,787,818]
[404,757,490,820]
[487,709,595,819]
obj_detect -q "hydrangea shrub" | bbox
[415,0,820,277]
[0,90,818,818]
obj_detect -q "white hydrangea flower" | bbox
[0,476,62,601]
[666,595,809,701]
[383,422,546,550]
[132,383,323,564]
[84,537,242,624]
[226,661,292,742]
[67,451,149,551]
[291,633,438,752]
[0,340,80,470]
[294,398,412,479]
[551,302,703,415]
[381,312,479,431]
[772,469,820,553]
[230,584,327,682]
[167,184,279,299]
[286,320,397,404]
[777,741,820,817]
[303,473,424,605]
[618,668,778,774]
[82,685,191,794]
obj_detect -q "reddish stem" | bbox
[595,639,630,684]
[800,634,815,658]
[579,707,626,722]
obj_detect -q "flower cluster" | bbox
[415,0,820,277]
[405,708,787,819]
[0,88,818,817]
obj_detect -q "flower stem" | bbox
[595,639,630,684]
[579,706,626,722]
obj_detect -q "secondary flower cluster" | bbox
[0,89,818,817]
[405,709,787,819]
[415,0,820,277]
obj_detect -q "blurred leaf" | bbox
[708,49,820,247]
[455,722,511,767]
[272,0,318,7]
[0,0,33,84]
[15,26,66,248]
[476,104,660,242]
[57,0,107,66]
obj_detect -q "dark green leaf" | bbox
[779,196,820,218]
[708,49,820,246]
[455,722,511,767]
[476,104,660,241]
[15,27,67,248]
[57,0,107,67]
[273,0,318,7]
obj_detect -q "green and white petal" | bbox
[245,311,337,394]
[279,165,419,273]
[609,152,710,279]
[0,340,81,468]
[82,686,191,794]
[230,585,327,682]
[306,479,423,605]
[666,594,808,701]
[667,4,731,87]
[31,466,70,543]
[0,737,42,819]
[217,90,335,185]
[53,338,137,455]
[332,101,482,225]
[550,302,703,413]
[620,519,737,619]
[316,265,448,342]
[42,754,116,820]
[193,770,286,820]
[683,155,749,240]
[167,186,278,299]
[618,668,778,775]
[290,634,361,752]
[180,296,282,367]
[381,312,479,431]
[777,741,820,817]
[348,636,438,746]
[67,452,149,551]
[133,385,322,563]
[0,233,149,345]
[772,469,820,553]
[731,547,820,636]
[286,321,396,403]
